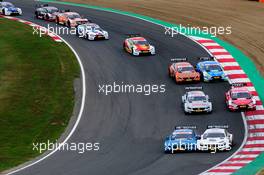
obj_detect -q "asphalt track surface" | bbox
[9,0,245,175]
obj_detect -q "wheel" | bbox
[45,14,49,21]
[67,21,71,27]
[55,17,60,24]
[3,9,6,16]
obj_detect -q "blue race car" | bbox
[0,2,22,16]
[196,58,227,82]
[164,126,200,153]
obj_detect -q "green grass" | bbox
[0,17,80,171]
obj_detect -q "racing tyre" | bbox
[67,21,71,27]
[55,17,60,24]
[2,9,6,16]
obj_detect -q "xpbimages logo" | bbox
[98,82,166,95]
[32,140,100,154]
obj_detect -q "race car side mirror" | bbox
[165,136,170,140]
[195,135,201,140]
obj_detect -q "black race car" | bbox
[35,4,59,21]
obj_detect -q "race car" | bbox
[182,87,212,114]
[196,57,227,82]
[225,83,256,111]
[35,4,59,21]
[197,125,233,152]
[164,126,200,153]
[55,11,89,27]
[0,2,22,16]
[123,34,155,56]
[76,23,109,40]
[168,58,200,83]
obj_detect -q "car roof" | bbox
[204,128,225,133]
[173,129,194,134]
[1,2,13,5]
[81,23,99,27]
[130,37,146,41]
[188,91,205,96]
[175,62,192,67]
[200,61,219,65]
[231,87,249,93]
[64,12,79,15]
[43,6,58,10]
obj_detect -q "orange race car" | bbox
[55,11,89,27]
[168,58,200,83]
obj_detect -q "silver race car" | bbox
[76,23,109,40]
[197,125,233,152]
[182,87,212,114]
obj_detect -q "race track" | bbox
[9,0,245,174]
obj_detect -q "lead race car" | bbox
[182,87,212,114]
[197,125,233,152]
[164,126,200,153]
[0,1,22,16]
[55,10,89,27]
[35,4,59,21]
[76,23,109,40]
[196,57,227,82]
[225,83,256,111]
[168,58,200,83]
[123,34,155,56]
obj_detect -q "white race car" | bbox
[0,2,22,16]
[182,88,212,114]
[76,23,109,40]
[197,126,233,152]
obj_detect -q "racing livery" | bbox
[164,126,200,153]
[197,126,233,152]
[196,57,227,82]
[76,23,109,40]
[35,5,59,21]
[123,35,155,56]
[168,58,200,83]
[182,87,212,114]
[0,2,22,16]
[55,11,89,27]
[225,83,256,111]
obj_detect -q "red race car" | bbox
[225,84,256,111]
[168,58,200,83]
[123,34,155,56]
[55,11,89,27]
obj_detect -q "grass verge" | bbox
[0,17,80,171]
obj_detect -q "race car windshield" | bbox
[203,133,225,139]
[3,2,14,7]
[48,8,58,13]
[188,96,206,102]
[178,66,194,72]
[232,92,251,99]
[134,40,149,45]
[171,133,193,140]
[91,27,102,32]
[68,14,81,19]
[205,64,222,72]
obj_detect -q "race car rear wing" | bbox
[185,86,203,90]
[207,125,229,129]
[175,126,197,130]
[126,34,141,38]
[35,4,49,8]
[170,58,187,62]
[198,56,214,61]
[231,83,248,88]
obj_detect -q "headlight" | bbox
[203,71,211,78]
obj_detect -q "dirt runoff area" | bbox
[64,0,264,74]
